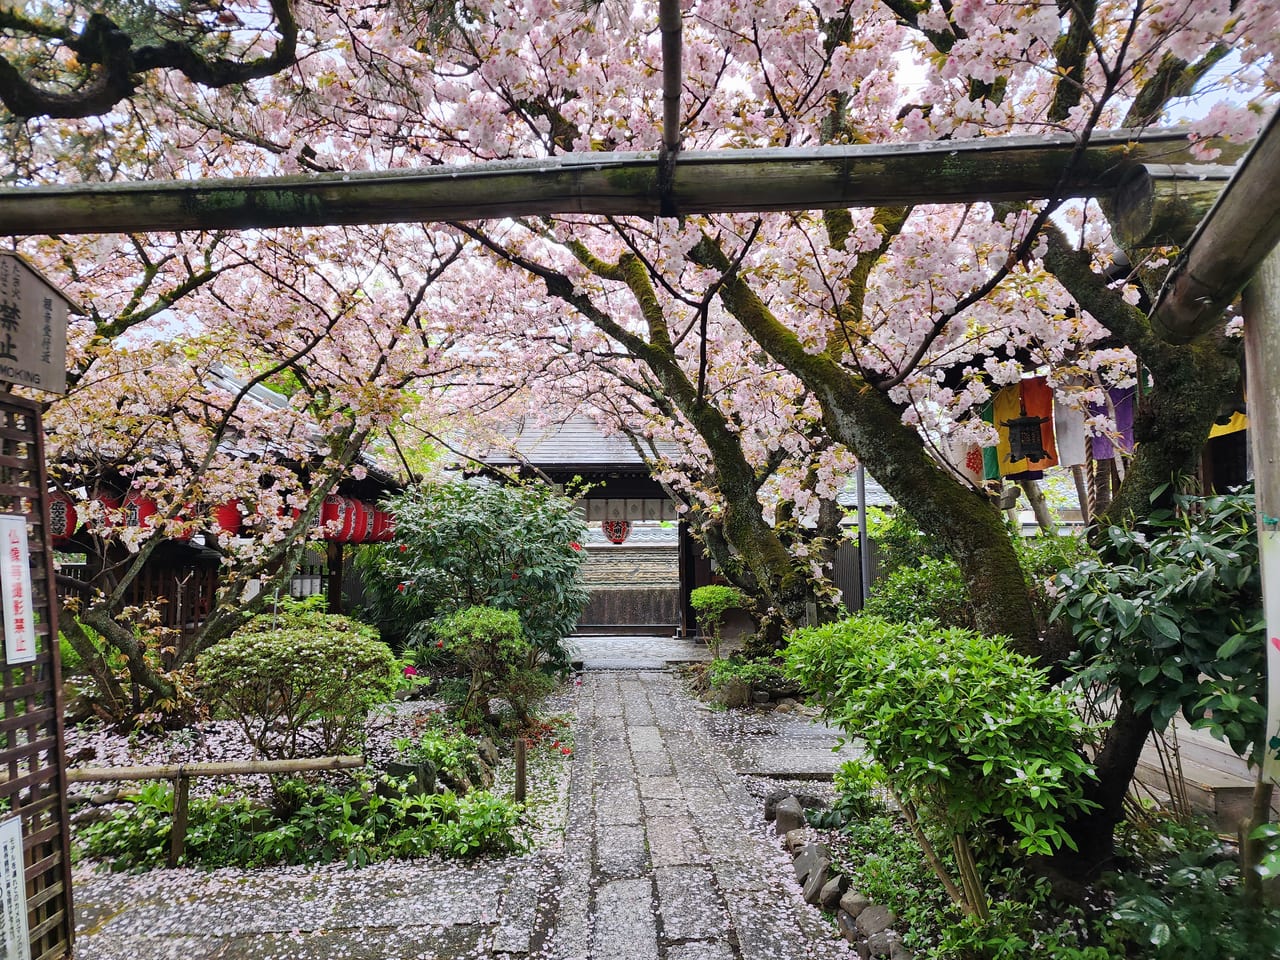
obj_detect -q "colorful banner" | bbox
[993,377,1058,475]
[1088,387,1135,460]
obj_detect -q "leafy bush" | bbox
[690,584,749,658]
[432,605,553,726]
[784,615,1097,919]
[705,656,787,692]
[75,775,529,870]
[1053,490,1267,763]
[356,479,589,668]
[864,507,948,576]
[198,612,398,759]
[1107,845,1280,960]
[862,555,973,628]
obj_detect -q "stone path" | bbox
[72,641,851,960]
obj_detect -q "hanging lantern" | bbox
[318,495,362,541]
[212,500,243,536]
[92,492,121,528]
[1000,412,1052,464]
[370,509,396,543]
[601,519,631,544]
[122,488,159,528]
[344,499,373,543]
[49,492,79,542]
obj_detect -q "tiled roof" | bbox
[481,416,680,469]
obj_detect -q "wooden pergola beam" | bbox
[0,129,1230,237]
[1102,163,1236,249]
[1147,109,1280,343]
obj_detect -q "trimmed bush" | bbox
[784,615,1096,919]
[433,605,553,725]
[690,584,749,659]
[199,613,398,760]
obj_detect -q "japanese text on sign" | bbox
[0,517,35,666]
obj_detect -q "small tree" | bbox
[690,584,749,659]
[198,610,398,760]
[785,615,1097,920]
[432,605,551,726]
[357,479,589,668]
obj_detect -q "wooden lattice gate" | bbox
[0,393,73,959]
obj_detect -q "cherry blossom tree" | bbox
[7,0,1278,861]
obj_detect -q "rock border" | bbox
[766,791,915,959]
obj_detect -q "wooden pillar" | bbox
[1243,248,1280,786]
[677,520,696,637]
[326,541,344,615]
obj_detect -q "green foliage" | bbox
[198,611,398,759]
[393,728,477,772]
[1054,490,1268,765]
[1107,845,1280,960]
[75,774,529,870]
[865,507,948,576]
[1014,532,1095,625]
[690,584,749,658]
[862,556,974,628]
[810,758,888,828]
[705,656,786,691]
[786,616,1096,857]
[356,480,589,667]
[431,605,553,725]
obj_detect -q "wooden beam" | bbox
[1103,163,1235,249]
[1148,110,1280,343]
[0,129,1232,237]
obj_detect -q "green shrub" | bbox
[1054,490,1266,764]
[1107,845,1280,960]
[705,656,787,692]
[356,479,589,668]
[690,584,749,658]
[784,615,1097,919]
[862,556,973,628]
[75,775,529,870]
[432,605,552,726]
[198,613,398,759]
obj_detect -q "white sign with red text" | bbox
[0,516,35,665]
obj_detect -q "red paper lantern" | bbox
[601,519,631,544]
[212,500,243,536]
[370,509,396,542]
[49,492,78,542]
[318,495,364,542]
[346,499,375,543]
[122,489,158,528]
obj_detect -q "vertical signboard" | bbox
[0,516,36,665]
[0,817,31,960]
[0,255,70,397]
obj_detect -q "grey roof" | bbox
[836,474,895,510]
[482,416,681,470]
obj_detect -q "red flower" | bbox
[560,746,572,755]
[398,543,408,552]
[396,582,406,593]
[511,572,519,579]
[436,640,444,649]
[402,665,419,677]
[569,541,581,551]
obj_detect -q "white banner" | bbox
[0,516,36,665]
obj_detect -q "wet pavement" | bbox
[73,637,854,959]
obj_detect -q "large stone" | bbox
[867,929,902,958]
[801,858,832,904]
[751,690,772,704]
[856,904,897,938]
[819,875,849,910]
[713,678,750,709]
[835,909,860,945]
[783,828,809,854]
[774,796,806,835]
[764,789,828,821]
[838,890,871,919]
[792,842,832,884]
[890,940,915,960]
